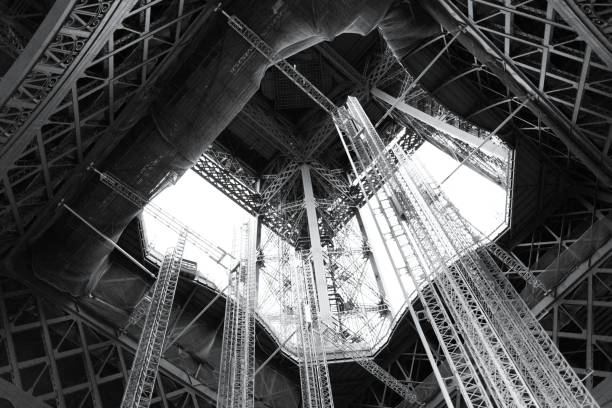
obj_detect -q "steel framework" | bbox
[0,0,214,249]
[91,165,236,270]
[121,230,187,408]
[0,275,215,407]
[422,0,612,188]
[217,222,258,408]
[320,323,421,406]
[335,96,601,408]
[293,252,335,408]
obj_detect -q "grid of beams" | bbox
[423,0,612,188]
[0,276,214,408]
[0,0,213,249]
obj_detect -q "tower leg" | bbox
[300,164,332,324]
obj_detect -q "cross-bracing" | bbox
[335,96,600,408]
[93,8,604,408]
[221,8,600,408]
[217,222,258,408]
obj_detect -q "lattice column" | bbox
[335,95,601,408]
[293,252,335,408]
[300,164,333,324]
[217,222,258,408]
[121,229,187,408]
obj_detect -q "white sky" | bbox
[143,138,509,320]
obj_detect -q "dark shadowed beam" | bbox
[0,260,218,404]
[551,1,612,70]
[239,96,303,159]
[0,0,140,170]
[422,0,612,187]
[3,3,216,257]
[315,43,368,87]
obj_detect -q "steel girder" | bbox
[0,0,214,251]
[508,192,612,318]
[550,1,612,70]
[0,275,215,408]
[193,146,361,247]
[539,266,612,392]
[421,0,612,187]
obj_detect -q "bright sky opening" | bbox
[143,137,511,351]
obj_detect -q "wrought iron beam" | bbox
[0,0,140,170]
[551,1,612,70]
[3,1,214,256]
[424,0,612,186]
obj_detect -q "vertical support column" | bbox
[300,164,332,324]
[355,210,387,301]
[254,179,263,295]
[0,285,21,389]
[586,271,593,389]
[76,320,102,407]
[37,298,67,408]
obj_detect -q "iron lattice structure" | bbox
[335,96,600,408]
[217,222,258,408]
[0,0,213,243]
[293,253,335,408]
[320,324,421,405]
[121,230,187,408]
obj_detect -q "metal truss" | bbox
[368,46,509,190]
[351,342,455,408]
[219,10,337,116]
[508,192,612,318]
[256,226,298,343]
[540,266,612,390]
[91,166,236,269]
[335,98,488,408]
[336,96,602,407]
[239,101,303,159]
[193,147,363,247]
[322,215,392,349]
[293,252,335,408]
[0,0,214,248]
[217,223,257,408]
[424,0,612,187]
[0,276,213,408]
[121,230,187,408]
[126,286,155,329]
[320,323,421,406]
[550,2,612,69]
[413,161,597,408]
